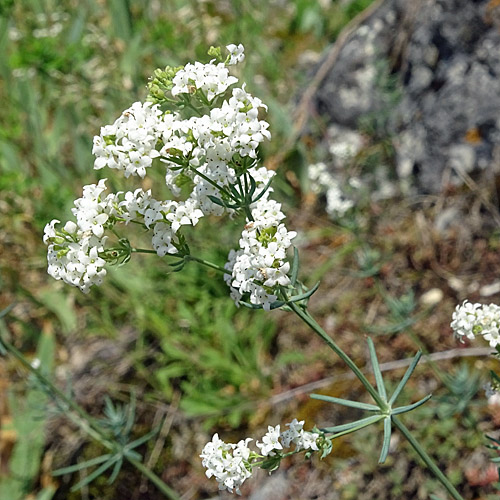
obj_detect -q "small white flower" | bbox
[256,425,283,456]
[451,300,500,347]
[226,44,245,65]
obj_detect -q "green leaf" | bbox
[107,457,124,484]
[70,456,119,492]
[388,351,422,405]
[392,394,432,415]
[322,414,385,433]
[310,394,379,411]
[52,454,113,476]
[367,337,387,401]
[286,281,320,304]
[379,416,391,464]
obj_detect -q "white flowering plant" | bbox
[0,44,469,499]
[450,300,500,480]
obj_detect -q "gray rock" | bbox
[313,0,500,193]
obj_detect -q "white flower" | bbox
[46,232,108,293]
[171,61,238,101]
[256,425,283,456]
[92,102,163,178]
[226,44,245,65]
[200,434,253,495]
[279,419,319,452]
[451,300,500,347]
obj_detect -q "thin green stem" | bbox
[186,255,229,275]
[392,416,464,500]
[132,248,158,254]
[287,301,388,410]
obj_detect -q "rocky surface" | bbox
[313,0,500,193]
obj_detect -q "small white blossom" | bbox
[226,43,245,65]
[200,434,253,495]
[451,300,500,347]
[171,61,238,101]
[256,425,283,456]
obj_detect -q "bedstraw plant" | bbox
[1,44,470,499]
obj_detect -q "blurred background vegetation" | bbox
[0,0,499,499]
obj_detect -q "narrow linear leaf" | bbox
[379,416,391,464]
[287,282,320,303]
[207,195,226,207]
[70,456,119,491]
[107,457,124,484]
[367,337,387,401]
[392,394,432,415]
[52,454,113,476]
[251,177,273,204]
[125,424,162,452]
[322,414,385,433]
[310,394,379,411]
[388,351,422,405]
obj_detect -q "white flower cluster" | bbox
[200,419,320,495]
[93,101,164,178]
[171,61,238,101]
[44,181,205,292]
[44,179,117,293]
[224,195,297,310]
[45,44,294,301]
[257,419,320,455]
[200,434,253,495]
[308,162,355,217]
[451,300,500,348]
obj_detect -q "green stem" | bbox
[288,302,388,410]
[186,255,229,275]
[0,336,180,500]
[132,248,158,254]
[392,416,464,500]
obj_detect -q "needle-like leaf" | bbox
[310,394,379,411]
[367,337,387,401]
[388,351,422,406]
[392,394,432,415]
[322,414,385,433]
[52,454,113,476]
[379,416,391,463]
